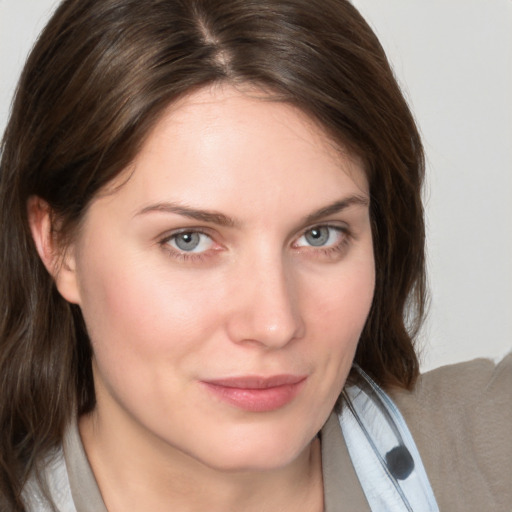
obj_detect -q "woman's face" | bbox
[61,85,375,471]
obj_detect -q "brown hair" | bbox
[0,0,425,509]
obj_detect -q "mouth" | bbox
[201,375,307,412]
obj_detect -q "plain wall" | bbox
[1,0,511,371]
[352,0,512,369]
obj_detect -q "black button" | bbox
[386,445,414,480]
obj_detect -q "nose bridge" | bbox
[226,248,305,348]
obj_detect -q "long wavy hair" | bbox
[0,0,426,509]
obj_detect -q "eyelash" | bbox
[159,224,352,263]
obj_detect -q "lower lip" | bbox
[202,379,306,412]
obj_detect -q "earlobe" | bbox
[27,196,81,305]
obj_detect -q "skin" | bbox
[30,85,375,512]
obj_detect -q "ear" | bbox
[27,196,81,305]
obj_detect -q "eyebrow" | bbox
[303,195,369,225]
[135,202,237,227]
[135,194,369,227]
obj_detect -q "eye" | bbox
[295,226,345,248]
[166,231,214,253]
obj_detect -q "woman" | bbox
[0,0,510,511]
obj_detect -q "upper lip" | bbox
[203,374,307,389]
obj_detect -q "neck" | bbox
[79,408,324,512]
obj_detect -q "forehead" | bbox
[98,84,369,218]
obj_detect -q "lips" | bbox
[201,374,307,412]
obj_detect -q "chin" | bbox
[202,449,305,473]
[189,424,317,473]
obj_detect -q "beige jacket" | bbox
[390,354,512,511]
[321,353,512,511]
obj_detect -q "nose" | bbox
[225,254,305,349]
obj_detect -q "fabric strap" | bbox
[339,365,439,511]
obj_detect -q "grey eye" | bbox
[164,231,215,257]
[304,226,330,246]
[173,232,201,251]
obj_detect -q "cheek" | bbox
[301,252,375,379]
[78,257,220,355]
[307,255,375,335]
[290,254,375,430]
[75,255,224,415]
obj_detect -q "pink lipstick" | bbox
[202,375,306,412]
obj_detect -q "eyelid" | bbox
[159,226,216,243]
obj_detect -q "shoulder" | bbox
[391,352,512,413]
[389,353,512,510]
